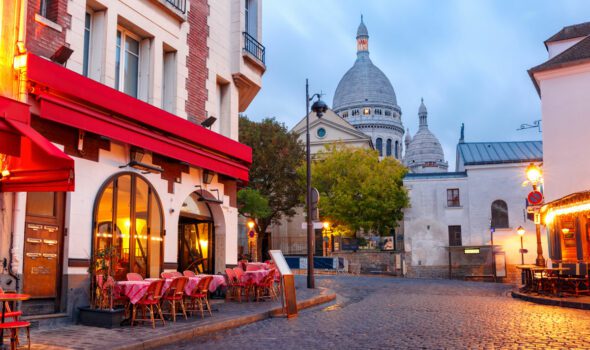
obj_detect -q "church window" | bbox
[491,200,509,228]
[352,109,359,116]
[317,127,326,139]
[375,108,382,115]
[363,108,371,115]
[394,141,399,158]
[448,226,462,246]
[386,139,392,156]
[447,189,460,207]
[376,138,383,156]
[342,111,348,118]
[384,110,392,116]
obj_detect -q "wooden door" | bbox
[23,192,65,301]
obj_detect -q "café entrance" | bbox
[178,193,214,274]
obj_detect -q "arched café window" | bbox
[93,172,163,280]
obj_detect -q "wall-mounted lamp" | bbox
[119,147,163,174]
[201,116,217,129]
[50,45,74,65]
[203,169,214,184]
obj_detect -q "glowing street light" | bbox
[524,163,545,267]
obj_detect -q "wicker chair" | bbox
[131,279,166,328]
[186,276,213,318]
[162,277,188,322]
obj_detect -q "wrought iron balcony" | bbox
[165,0,186,14]
[243,32,265,64]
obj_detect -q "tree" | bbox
[311,144,409,236]
[238,116,305,259]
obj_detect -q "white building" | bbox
[403,133,547,281]
[0,0,264,318]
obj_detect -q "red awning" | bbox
[26,53,251,182]
[0,96,75,192]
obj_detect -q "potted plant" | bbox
[78,246,126,328]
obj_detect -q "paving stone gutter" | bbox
[511,290,590,310]
[30,287,336,350]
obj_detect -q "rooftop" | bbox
[545,22,590,46]
[404,171,467,180]
[458,141,542,166]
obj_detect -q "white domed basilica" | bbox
[333,17,447,173]
[332,16,405,160]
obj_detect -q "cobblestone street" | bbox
[159,275,590,350]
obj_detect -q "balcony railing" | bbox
[243,32,265,65]
[165,0,186,14]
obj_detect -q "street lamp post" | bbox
[305,79,327,289]
[525,163,545,267]
[516,225,525,265]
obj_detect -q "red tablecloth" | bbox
[246,262,270,271]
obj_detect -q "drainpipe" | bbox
[8,193,19,292]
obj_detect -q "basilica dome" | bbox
[403,99,448,173]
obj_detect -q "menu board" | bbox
[269,250,293,276]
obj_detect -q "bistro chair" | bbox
[225,268,247,303]
[126,273,143,281]
[186,276,213,318]
[0,321,30,350]
[183,270,196,277]
[0,288,22,321]
[131,279,166,329]
[169,271,183,278]
[162,277,188,322]
[161,272,174,279]
[255,269,278,302]
[233,267,252,301]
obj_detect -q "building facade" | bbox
[404,135,547,281]
[530,22,590,270]
[0,0,264,319]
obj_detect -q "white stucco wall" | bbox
[537,63,590,202]
[404,162,549,271]
[547,38,584,59]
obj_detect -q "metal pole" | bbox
[532,184,545,267]
[306,79,315,289]
[520,236,524,265]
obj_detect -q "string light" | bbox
[544,200,590,225]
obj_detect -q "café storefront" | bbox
[542,191,590,275]
[0,53,250,316]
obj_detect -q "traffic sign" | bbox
[528,190,544,206]
[527,205,542,213]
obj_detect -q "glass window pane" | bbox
[125,36,139,55]
[26,192,55,217]
[115,31,121,90]
[124,49,139,98]
[149,191,162,278]
[94,182,114,273]
[134,178,149,276]
[114,175,131,280]
[83,12,91,77]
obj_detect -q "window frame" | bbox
[83,10,93,77]
[115,26,142,98]
[491,199,509,229]
[376,138,383,157]
[92,172,164,280]
[448,225,462,246]
[447,188,460,207]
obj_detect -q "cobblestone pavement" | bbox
[159,275,590,350]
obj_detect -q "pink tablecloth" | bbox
[116,279,171,304]
[241,270,270,285]
[246,262,269,271]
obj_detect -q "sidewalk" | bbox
[28,283,336,350]
[512,290,590,310]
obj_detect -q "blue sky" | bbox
[244,0,588,169]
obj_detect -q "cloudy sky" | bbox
[244,0,588,169]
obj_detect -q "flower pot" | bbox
[78,307,125,328]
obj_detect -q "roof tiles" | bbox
[458,141,542,166]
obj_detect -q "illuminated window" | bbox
[363,108,371,115]
[93,173,163,280]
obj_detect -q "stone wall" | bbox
[332,251,402,275]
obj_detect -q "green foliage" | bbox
[238,116,305,237]
[311,144,409,236]
[237,188,271,219]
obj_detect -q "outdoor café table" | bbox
[515,265,538,291]
[247,262,269,270]
[0,293,30,348]
[116,279,171,304]
[242,270,270,285]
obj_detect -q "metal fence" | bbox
[165,0,186,14]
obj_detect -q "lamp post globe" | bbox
[526,163,542,186]
[311,99,328,117]
[516,226,525,236]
